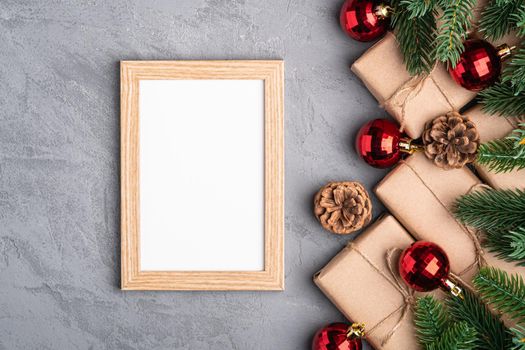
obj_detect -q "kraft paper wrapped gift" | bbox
[314,214,423,350]
[375,152,525,283]
[466,105,525,190]
[351,32,476,139]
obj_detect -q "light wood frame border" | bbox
[120,60,284,290]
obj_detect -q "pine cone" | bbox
[313,181,372,235]
[422,112,480,170]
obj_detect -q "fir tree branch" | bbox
[446,288,512,350]
[479,81,525,118]
[453,188,525,231]
[473,267,525,324]
[514,5,525,37]
[414,296,449,347]
[479,0,522,40]
[512,325,525,349]
[485,227,525,266]
[476,136,525,174]
[503,45,525,95]
[392,3,437,75]
[435,0,476,67]
[400,0,437,18]
[427,322,478,350]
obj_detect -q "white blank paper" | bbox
[139,79,265,271]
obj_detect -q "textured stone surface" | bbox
[0,1,388,348]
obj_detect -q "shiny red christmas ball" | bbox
[312,323,363,350]
[339,0,389,42]
[356,118,401,168]
[449,39,501,91]
[399,241,450,292]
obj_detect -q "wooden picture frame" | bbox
[120,60,284,290]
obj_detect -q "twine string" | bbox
[399,160,490,278]
[348,243,415,346]
[380,64,456,132]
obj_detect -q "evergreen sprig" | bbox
[473,267,525,324]
[400,0,437,18]
[446,288,512,350]
[414,296,449,347]
[453,188,525,231]
[392,3,437,75]
[514,5,525,37]
[503,46,525,95]
[414,296,478,350]
[476,129,525,173]
[435,0,476,67]
[485,227,525,266]
[479,81,525,117]
[427,322,477,350]
[479,0,523,40]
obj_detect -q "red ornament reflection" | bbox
[312,323,362,350]
[399,241,450,292]
[339,0,389,42]
[449,39,501,91]
[356,118,401,168]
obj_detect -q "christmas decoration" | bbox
[313,181,372,234]
[414,296,477,350]
[339,0,390,42]
[449,39,513,91]
[355,118,421,168]
[465,105,525,190]
[476,124,525,174]
[312,322,364,350]
[314,215,422,350]
[422,112,480,170]
[398,241,462,297]
[351,33,476,139]
[454,188,525,266]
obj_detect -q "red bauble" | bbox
[356,118,401,168]
[312,323,363,350]
[449,39,501,91]
[339,0,389,42]
[399,241,450,292]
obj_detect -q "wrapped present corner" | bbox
[465,105,525,190]
[314,214,423,350]
[351,32,476,139]
[374,152,524,284]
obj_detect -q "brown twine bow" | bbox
[399,160,491,283]
[380,64,457,132]
[348,243,415,346]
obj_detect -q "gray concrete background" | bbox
[0,1,390,349]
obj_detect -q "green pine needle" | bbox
[427,322,478,350]
[508,226,525,260]
[446,288,512,350]
[453,188,525,232]
[479,82,525,118]
[414,296,449,347]
[400,0,436,18]
[473,266,525,324]
[392,3,437,75]
[511,325,525,349]
[503,45,525,95]
[485,227,525,266]
[514,5,525,37]
[476,128,525,173]
[479,0,523,40]
[435,0,476,67]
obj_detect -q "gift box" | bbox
[351,32,476,139]
[314,214,423,350]
[375,152,524,283]
[466,105,525,190]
